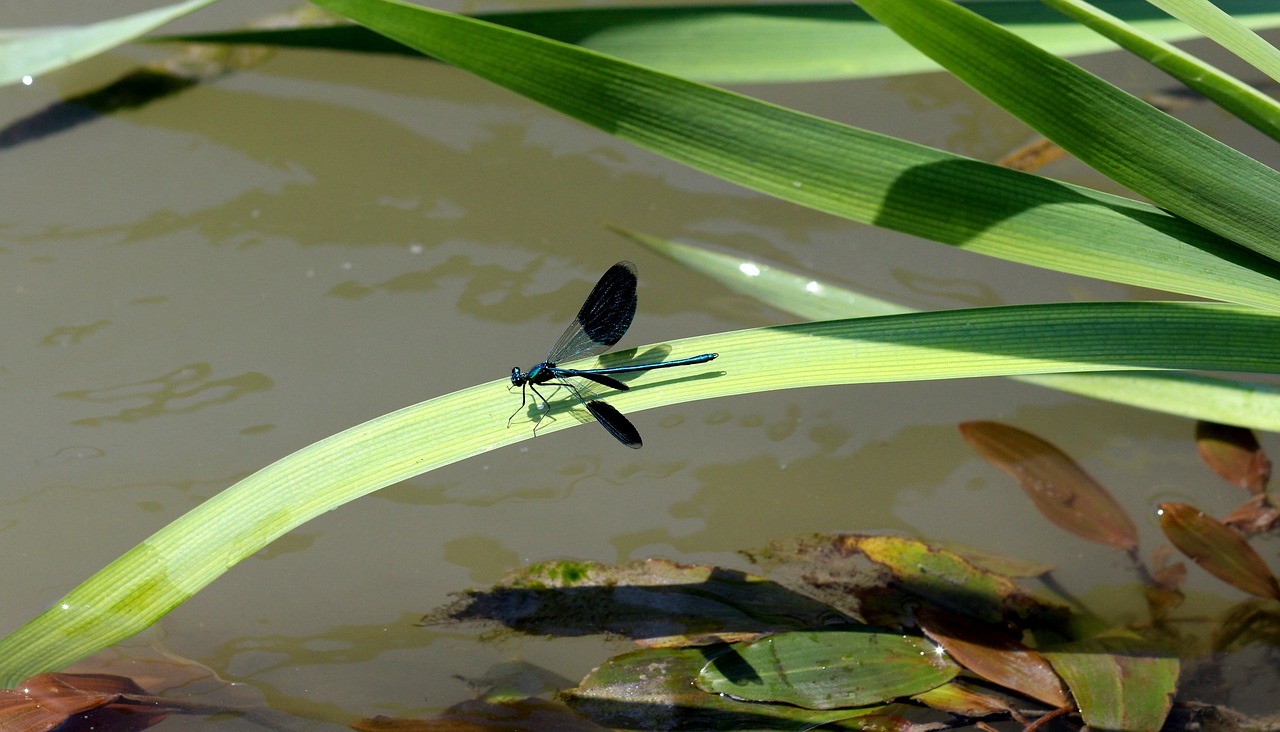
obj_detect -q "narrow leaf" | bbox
[308,0,1280,311]
[1158,502,1280,599]
[1146,0,1280,85]
[0,0,219,88]
[4,303,1279,685]
[696,629,958,709]
[855,0,1280,264]
[625,230,1280,431]
[1039,0,1280,143]
[959,421,1139,551]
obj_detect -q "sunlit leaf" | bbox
[424,559,846,642]
[626,232,1280,432]
[855,0,1280,264]
[696,629,958,710]
[156,2,1280,85]
[1195,421,1272,494]
[915,608,1069,708]
[1158,502,1280,599]
[1043,635,1178,731]
[566,645,919,730]
[0,0,218,88]
[746,534,1071,632]
[960,421,1139,551]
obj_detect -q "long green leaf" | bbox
[855,0,1280,264]
[1147,0,1280,84]
[2,302,1279,684]
[152,1,1280,85]
[304,0,1280,312]
[0,0,218,88]
[623,229,1280,430]
[1038,0,1280,143]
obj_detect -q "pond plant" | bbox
[2,0,1280,729]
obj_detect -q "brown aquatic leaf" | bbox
[1222,493,1280,536]
[915,607,1069,708]
[959,421,1138,551]
[0,673,175,732]
[746,534,1071,632]
[1195,421,1271,494]
[1145,546,1187,621]
[1158,502,1280,599]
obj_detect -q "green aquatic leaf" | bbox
[0,0,218,88]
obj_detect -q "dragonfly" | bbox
[509,261,718,448]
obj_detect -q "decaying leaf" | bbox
[1195,421,1272,494]
[0,672,232,731]
[915,607,1069,708]
[959,421,1138,551]
[1222,493,1280,536]
[1159,502,1280,600]
[746,533,1070,631]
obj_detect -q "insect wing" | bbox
[585,399,642,448]
[545,261,637,363]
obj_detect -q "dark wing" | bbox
[585,400,643,448]
[545,261,638,363]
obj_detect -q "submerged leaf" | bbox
[351,698,609,731]
[1043,635,1178,731]
[747,534,1071,632]
[960,421,1138,551]
[697,628,958,710]
[915,608,1068,708]
[1196,421,1272,494]
[425,559,847,642]
[0,672,231,731]
[1222,493,1280,535]
[1158,502,1280,599]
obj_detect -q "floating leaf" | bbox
[960,421,1139,551]
[1158,502,1280,599]
[1043,635,1178,731]
[915,607,1069,708]
[697,628,958,710]
[1195,421,1272,494]
[425,559,847,642]
[566,645,923,730]
[746,534,1070,631]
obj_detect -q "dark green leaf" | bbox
[1043,635,1178,731]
